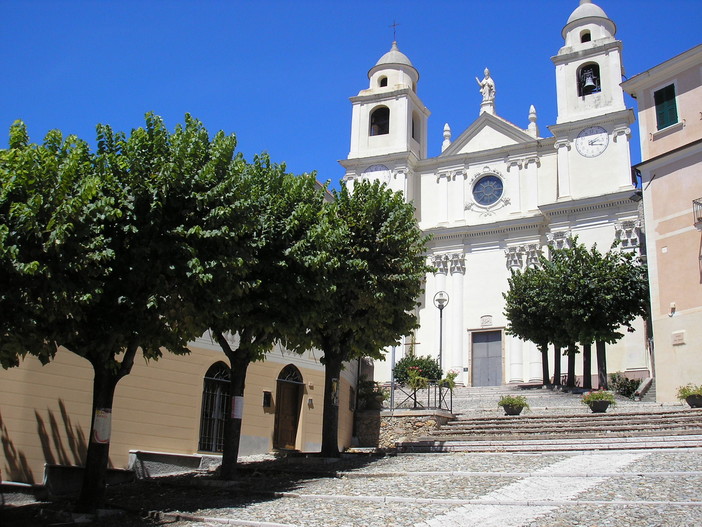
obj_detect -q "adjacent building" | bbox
[622,44,702,402]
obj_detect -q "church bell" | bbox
[582,70,597,94]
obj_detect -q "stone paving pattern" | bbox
[5,386,702,526]
[162,449,702,526]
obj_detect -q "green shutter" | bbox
[654,84,678,130]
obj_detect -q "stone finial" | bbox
[527,105,539,138]
[442,123,452,152]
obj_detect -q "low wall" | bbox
[356,409,454,450]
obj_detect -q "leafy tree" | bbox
[199,159,326,479]
[0,114,250,511]
[504,265,553,386]
[503,237,648,390]
[309,181,431,457]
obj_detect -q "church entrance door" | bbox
[471,331,502,386]
[274,365,304,450]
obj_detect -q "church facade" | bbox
[341,0,649,386]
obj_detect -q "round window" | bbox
[472,175,504,206]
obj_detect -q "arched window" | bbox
[578,63,601,96]
[580,30,592,43]
[379,76,388,87]
[370,106,390,136]
[198,362,231,452]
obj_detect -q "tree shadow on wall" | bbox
[1,412,34,483]
[34,399,88,471]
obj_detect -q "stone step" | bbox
[438,420,702,436]
[449,408,702,425]
[396,434,702,453]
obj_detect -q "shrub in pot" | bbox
[676,384,702,408]
[498,395,529,416]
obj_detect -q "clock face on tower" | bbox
[575,126,609,157]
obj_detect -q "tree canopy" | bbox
[504,237,648,388]
[308,180,431,456]
[1,114,253,510]
[196,157,327,479]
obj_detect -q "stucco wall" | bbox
[1,343,355,484]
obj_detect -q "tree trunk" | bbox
[321,353,342,457]
[566,344,576,388]
[553,346,562,386]
[75,343,137,513]
[582,343,592,389]
[75,367,119,513]
[217,332,251,481]
[596,340,608,389]
[539,342,550,387]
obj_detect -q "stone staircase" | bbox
[395,384,702,453]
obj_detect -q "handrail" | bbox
[388,380,453,412]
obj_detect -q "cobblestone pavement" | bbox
[5,449,702,526]
[149,449,702,526]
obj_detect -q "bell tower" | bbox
[553,0,626,124]
[347,41,430,160]
[549,0,635,199]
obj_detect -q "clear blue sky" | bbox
[1,1,700,190]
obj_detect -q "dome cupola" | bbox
[367,41,419,92]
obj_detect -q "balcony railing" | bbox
[694,198,702,231]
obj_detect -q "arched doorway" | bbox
[273,365,304,450]
[198,362,231,452]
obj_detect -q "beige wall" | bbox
[1,342,356,484]
[635,65,702,160]
[643,155,702,402]
[624,45,702,402]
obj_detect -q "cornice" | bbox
[415,137,555,173]
[551,39,622,65]
[538,189,638,218]
[424,213,546,243]
[621,44,702,95]
[548,109,635,137]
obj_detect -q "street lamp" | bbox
[433,291,449,370]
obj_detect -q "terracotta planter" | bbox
[587,400,611,413]
[685,394,702,408]
[502,405,524,416]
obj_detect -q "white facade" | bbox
[341,0,648,386]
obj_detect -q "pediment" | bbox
[441,113,535,157]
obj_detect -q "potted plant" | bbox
[439,370,459,392]
[498,395,529,416]
[582,390,616,413]
[357,378,388,410]
[676,384,702,408]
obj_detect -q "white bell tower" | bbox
[347,41,430,160]
[553,0,626,124]
[549,0,635,199]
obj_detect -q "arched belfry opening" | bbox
[273,364,305,450]
[198,362,231,452]
[370,106,390,136]
[578,62,601,96]
[379,76,388,87]
[580,30,592,43]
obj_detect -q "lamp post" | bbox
[433,291,449,370]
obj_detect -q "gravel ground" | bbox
[4,449,702,526]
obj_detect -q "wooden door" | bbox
[274,381,302,450]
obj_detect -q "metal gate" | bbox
[198,362,231,452]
